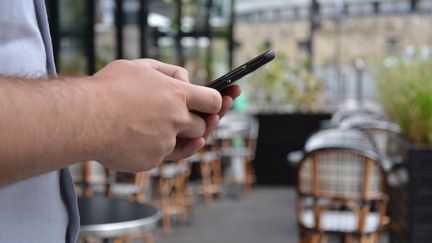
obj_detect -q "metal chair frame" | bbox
[296,147,389,243]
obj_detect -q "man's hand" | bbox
[0,59,240,186]
[165,85,241,161]
[91,59,240,171]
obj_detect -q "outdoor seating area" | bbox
[69,111,261,242]
[69,104,411,243]
[2,0,431,243]
[59,0,431,240]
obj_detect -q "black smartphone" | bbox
[206,49,275,91]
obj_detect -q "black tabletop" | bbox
[78,197,160,238]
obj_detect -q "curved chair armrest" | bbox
[287,150,304,168]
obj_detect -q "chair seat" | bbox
[185,153,200,163]
[150,163,188,178]
[300,210,381,233]
[220,147,252,158]
[69,161,107,184]
[90,183,143,196]
[109,183,143,196]
[199,151,219,163]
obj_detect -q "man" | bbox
[0,1,240,242]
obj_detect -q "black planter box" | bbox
[253,113,331,185]
[408,147,432,243]
[390,146,432,243]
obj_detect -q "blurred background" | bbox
[44,0,432,242]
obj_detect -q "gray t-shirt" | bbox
[0,0,79,242]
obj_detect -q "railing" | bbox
[237,0,432,23]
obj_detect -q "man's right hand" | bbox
[90,59,223,171]
[0,58,240,186]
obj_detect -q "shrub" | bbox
[376,57,432,145]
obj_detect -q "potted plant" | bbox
[376,57,432,145]
[246,53,324,114]
[240,53,330,185]
[376,55,432,243]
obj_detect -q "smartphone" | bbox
[206,49,275,91]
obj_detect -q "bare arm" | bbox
[0,59,240,186]
[0,76,106,185]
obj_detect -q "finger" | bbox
[218,95,234,118]
[184,84,222,114]
[178,113,207,139]
[202,113,220,139]
[165,137,205,161]
[132,59,189,82]
[221,85,241,99]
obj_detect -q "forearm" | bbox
[0,59,234,187]
[0,76,105,186]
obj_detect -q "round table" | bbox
[78,197,160,239]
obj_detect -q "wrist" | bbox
[77,76,117,163]
[84,76,121,165]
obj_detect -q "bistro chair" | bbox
[330,107,387,127]
[297,129,389,243]
[339,115,408,242]
[213,111,259,194]
[69,160,108,197]
[195,141,224,206]
[105,171,151,203]
[339,116,403,171]
[150,160,193,234]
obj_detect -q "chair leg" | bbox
[299,227,308,243]
[174,176,187,225]
[113,236,131,243]
[310,233,322,243]
[142,230,154,243]
[162,213,171,235]
[200,162,212,207]
[160,192,172,235]
[371,232,380,243]
[213,159,223,200]
[359,236,369,243]
[176,194,187,225]
[122,236,132,243]
[83,236,98,243]
[344,234,353,243]
[186,187,195,218]
[243,157,256,195]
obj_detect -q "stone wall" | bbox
[235,14,432,64]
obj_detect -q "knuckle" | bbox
[111,59,130,67]
[161,136,176,156]
[199,119,207,136]
[139,58,154,68]
[179,67,188,75]
[163,85,189,129]
[173,109,190,129]
[210,89,223,111]
[175,67,189,81]
[173,85,189,108]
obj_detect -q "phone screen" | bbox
[206,49,275,91]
